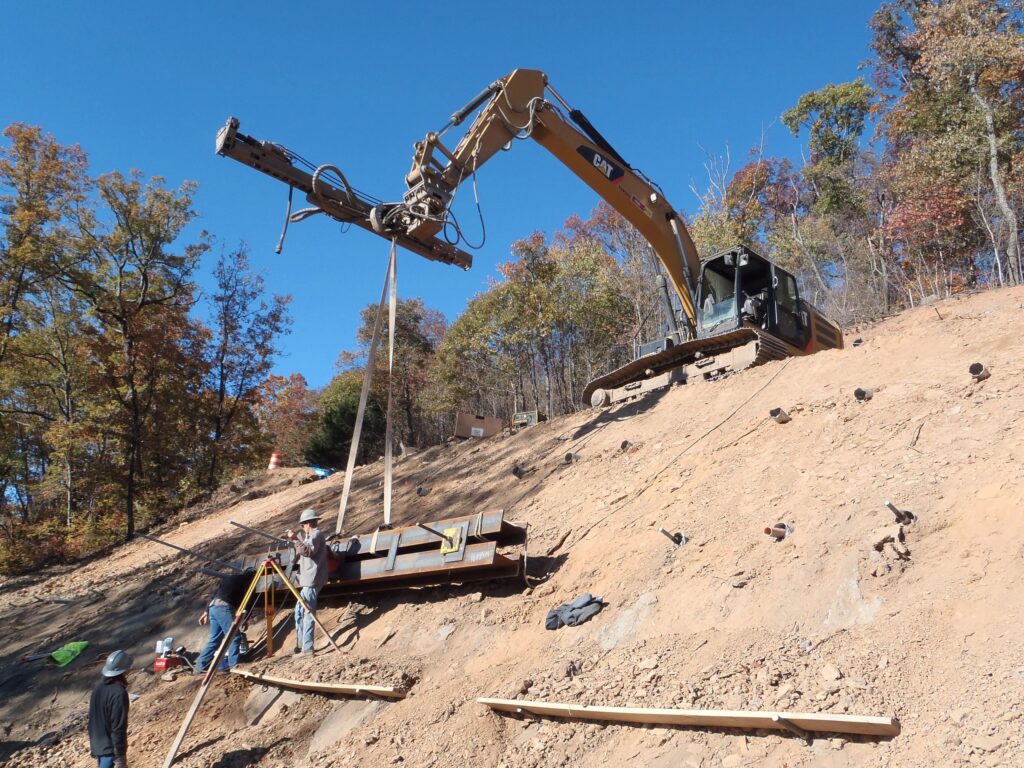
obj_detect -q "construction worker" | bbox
[88,649,133,767]
[286,507,328,654]
[195,568,254,673]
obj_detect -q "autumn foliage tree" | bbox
[0,126,291,568]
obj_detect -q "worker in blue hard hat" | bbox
[88,649,133,767]
[286,507,328,654]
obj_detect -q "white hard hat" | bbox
[298,508,321,524]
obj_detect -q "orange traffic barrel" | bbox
[267,453,283,472]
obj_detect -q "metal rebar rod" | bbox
[772,714,810,741]
[229,520,290,546]
[137,532,242,572]
[416,522,454,547]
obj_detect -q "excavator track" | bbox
[582,327,796,407]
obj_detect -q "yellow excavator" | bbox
[215,69,843,407]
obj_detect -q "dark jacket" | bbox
[212,570,252,609]
[88,676,129,757]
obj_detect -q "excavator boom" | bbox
[395,69,700,331]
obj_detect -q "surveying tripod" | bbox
[163,555,342,767]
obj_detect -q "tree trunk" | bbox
[971,81,1021,284]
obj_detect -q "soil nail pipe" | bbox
[885,501,916,524]
[512,464,526,479]
[854,387,873,402]
[620,440,632,451]
[764,522,794,540]
[658,528,687,546]
[769,407,791,424]
[969,362,990,382]
[564,452,582,464]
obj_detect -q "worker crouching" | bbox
[287,508,328,654]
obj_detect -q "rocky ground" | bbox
[2,286,1023,767]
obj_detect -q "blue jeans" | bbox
[293,587,318,652]
[97,758,114,768]
[196,603,240,672]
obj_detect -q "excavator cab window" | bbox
[698,252,773,335]
[771,265,809,347]
[697,263,737,335]
[737,257,772,328]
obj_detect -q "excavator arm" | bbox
[214,118,472,269]
[215,70,700,328]
[384,69,701,333]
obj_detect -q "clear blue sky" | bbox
[2,1,879,388]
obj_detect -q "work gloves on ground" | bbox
[545,594,605,630]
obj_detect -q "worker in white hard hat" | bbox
[286,508,328,654]
[88,649,133,767]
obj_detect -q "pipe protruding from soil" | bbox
[885,500,917,524]
[658,527,687,546]
[854,387,873,402]
[765,522,794,540]
[769,407,791,424]
[969,362,990,382]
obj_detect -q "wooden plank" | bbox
[231,668,407,699]
[478,698,900,737]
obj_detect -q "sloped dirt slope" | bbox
[2,286,1023,768]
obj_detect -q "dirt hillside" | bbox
[2,286,1023,768]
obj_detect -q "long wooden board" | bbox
[231,668,407,699]
[478,698,900,737]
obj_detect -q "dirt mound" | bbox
[3,287,1024,767]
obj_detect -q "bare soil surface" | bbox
[3,287,1023,767]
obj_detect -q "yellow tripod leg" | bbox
[264,570,274,657]
[269,559,343,655]
[162,561,268,767]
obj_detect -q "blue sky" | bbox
[2,1,879,388]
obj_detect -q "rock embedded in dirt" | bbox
[970,734,1003,753]
[819,663,843,682]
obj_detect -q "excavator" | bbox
[215,69,843,408]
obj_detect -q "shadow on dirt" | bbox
[214,737,291,766]
[571,387,672,441]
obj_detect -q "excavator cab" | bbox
[695,246,810,349]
